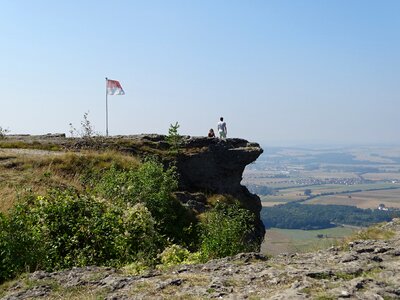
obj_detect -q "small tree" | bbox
[0,126,10,139]
[166,122,182,155]
[69,111,97,138]
[304,189,312,196]
[80,111,95,138]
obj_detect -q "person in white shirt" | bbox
[217,117,227,139]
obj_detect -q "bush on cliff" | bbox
[93,159,198,248]
[200,201,257,259]
[0,158,256,282]
[0,198,44,282]
[0,191,163,283]
[35,191,163,270]
[0,159,199,282]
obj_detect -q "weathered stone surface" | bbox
[3,220,400,299]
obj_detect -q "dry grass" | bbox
[45,286,109,300]
[0,140,61,151]
[339,225,396,251]
[349,226,395,241]
[0,275,109,300]
[306,188,400,209]
[0,149,140,213]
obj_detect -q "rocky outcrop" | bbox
[175,137,265,245]
[176,137,262,193]
[3,219,400,299]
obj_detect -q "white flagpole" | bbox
[105,77,109,137]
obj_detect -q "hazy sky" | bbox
[1,1,399,145]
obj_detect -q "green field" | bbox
[261,227,357,255]
[260,183,400,207]
[306,187,400,209]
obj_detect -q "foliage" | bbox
[159,244,201,267]
[0,152,257,282]
[0,198,43,283]
[34,191,121,269]
[114,203,161,264]
[121,260,150,275]
[94,159,198,247]
[304,189,312,196]
[0,191,163,282]
[69,111,97,138]
[200,201,257,259]
[261,203,400,230]
[0,127,10,139]
[166,122,182,155]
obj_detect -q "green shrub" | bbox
[94,159,177,205]
[33,190,166,269]
[114,203,162,264]
[0,155,259,282]
[159,244,202,267]
[0,213,12,282]
[0,189,166,281]
[94,159,198,248]
[200,201,257,259]
[0,200,43,283]
[33,190,122,269]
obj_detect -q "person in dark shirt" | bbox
[208,128,216,138]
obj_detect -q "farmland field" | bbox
[305,188,400,209]
[259,183,400,206]
[243,145,400,208]
[363,172,400,181]
[261,227,357,255]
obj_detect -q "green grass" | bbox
[276,227,356,240]
[263,227,356,254]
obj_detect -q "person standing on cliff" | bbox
[217,117,227,139]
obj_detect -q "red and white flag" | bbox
[107,79,125,95]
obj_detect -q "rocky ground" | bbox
[1,220,400,300]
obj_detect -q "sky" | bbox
[0,0,399,145]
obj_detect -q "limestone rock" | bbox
[2,219,400,299]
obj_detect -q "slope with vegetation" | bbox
[0,134,264,283]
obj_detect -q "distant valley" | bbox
[243,145,400,209]
[243,145,400,254]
